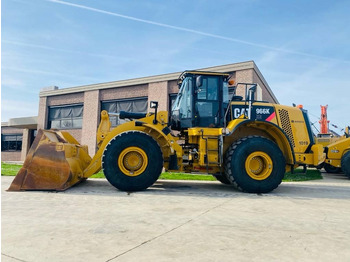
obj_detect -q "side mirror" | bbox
[150,101,158,109]
[249,85,257,93]
[196,76,203,88]
[150,101,158,124]
[247,85,257,101]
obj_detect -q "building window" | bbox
[1,134,23,151]
[101,97,148,126]
[48,104,83,129]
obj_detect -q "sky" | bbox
[2,0,350,134]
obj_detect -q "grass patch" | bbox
[283,168,322,182]
[1,162,23,176]
[90,171,105,178]
[160,172,216,181]
[1,162,322,182]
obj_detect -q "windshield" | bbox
[172,77,193,118]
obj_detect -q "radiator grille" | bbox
[278,109,295,147]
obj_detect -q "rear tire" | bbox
[102,131,163,191]
[341,151,350,178]
[324,163,342,174]
[224,136,285,193]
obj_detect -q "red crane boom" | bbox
[319,105,329,134]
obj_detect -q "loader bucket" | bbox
[8,129,92,191]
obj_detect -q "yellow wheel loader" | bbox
[323,137,350,178]
[315,127,349,174]
[8,71,325,193]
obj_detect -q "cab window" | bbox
[197,76,219,100]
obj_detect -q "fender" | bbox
[225,119,295,165]
[83,111,182,177]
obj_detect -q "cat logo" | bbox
[233,108,249,118]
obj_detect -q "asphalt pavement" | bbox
[2,172,350,262]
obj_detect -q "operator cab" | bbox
[170,71,231,131]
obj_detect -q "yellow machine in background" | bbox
[324,138,350,178]
[9,71,326,193]
[314,126,349,173]
[315,134,343,148]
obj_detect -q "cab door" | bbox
[194,76,221,127]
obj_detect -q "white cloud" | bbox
[2,78,26,89]
[2,40,122,60]
[1,99,39,121]
[46,0,350,64]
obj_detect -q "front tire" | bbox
[341,151,350,178]
[224,136,286,193]
[102,131,163,191]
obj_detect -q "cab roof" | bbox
[180,70,230,79]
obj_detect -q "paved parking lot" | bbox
[2,172,350,262]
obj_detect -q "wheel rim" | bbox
[245,151,273,180]
[118,147,148,177]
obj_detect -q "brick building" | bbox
[1,61,278,161]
